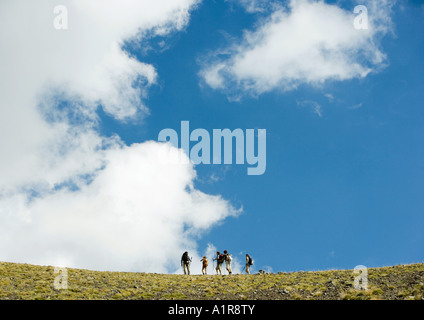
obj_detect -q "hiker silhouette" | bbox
[181,251,192,275]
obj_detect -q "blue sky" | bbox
[0,0,423,274]
[101,0,424,272]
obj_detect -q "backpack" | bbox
[248,256,253,266]
[181,252,191,264]
[217,254,225,263]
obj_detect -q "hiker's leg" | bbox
[184,263,189,275]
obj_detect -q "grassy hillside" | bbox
[0,261,423,300]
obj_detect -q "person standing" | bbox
[245,254,253,274]
[181,251,192,275]
[213,251,224,275]
[200,256,209,275]
[223,250,232,275]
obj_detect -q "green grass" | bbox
[0,261,423,300]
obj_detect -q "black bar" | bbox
[0,299,420,318]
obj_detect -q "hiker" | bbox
[200,256,209,275]
[213,251,225,275]
[245,254,253,274]
[181,251,192,275]
[223,250,232,275]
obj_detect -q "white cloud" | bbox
[0,0,240,273]
[324,93,335,102]
[0,143,239,272]
[200,0,394,96]
[0,0,199,191]
[349,102,364,110]
[297,100,323,117]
